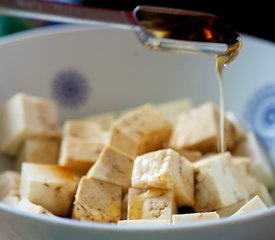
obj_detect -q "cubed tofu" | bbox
[173,149,202,162]
[0,171,20,200]
[20,163,77,216]
[233,132,275,188]
[84,112,116,131]
[169,102,239,153]
[110,104,172,158]
[231,156,273,206]
[72,177,122,223]
[230,195,267,217]
[127,188,176,220]
[0,93,60,156]
[172,212,219,223]
[226,112,246,143]
[131,149,194,206]
[121,193,128,220]
[17,198,55,216]
[194,152,247,212]
[63,120,102,140]
[1,195,20,207]
[156,98,192,125]
[86,145,133,188]
[15,138,60,171]
[59,137,104,175]
[118,219,171,226]
[217,200,247,217]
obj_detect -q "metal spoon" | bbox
[0,0,240,55]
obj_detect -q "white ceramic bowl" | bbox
[0,25,275,240]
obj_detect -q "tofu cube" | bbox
[233,132,275,188]
[72,177,122,223]
[20,163,77,216]
[173,149,202,162]
[15,138,60,170]
[194,152,247,211]
[1,195,20,207]
[110,104,172,158]
[63,120,102,140]
[127,188,176,220]
[84,111,116,131]
[86,145,133,188]
[17,198,55,216]
[121,193,128,220]
[58,137,104,175]
[0,93,60,156]
[230,195,267,217]
[118,219,171,226]
[255,182,274,207]
[131,148,194,206]
[156,98,192,125]
[0,171,20,206]
[231,156,272,206]
[217,200,247,217]
[169,102,239,153]
[172,212,219,223]
[0,171,20,200]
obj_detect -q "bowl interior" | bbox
[0,25,275,238]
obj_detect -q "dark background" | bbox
[82,0,275,43]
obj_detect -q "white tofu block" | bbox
[173,148,202,162]
[232,156,273,207]
[226,112,246,143]
[156,98,192,125]
[0,93,60,156]
[233,132,275,188]
[63,120,102,140]
[172,212,219,223]
[169,102,239,153]
[217,200,247,217]
[127,188,176,220]
[0,171,20,200]
[59,137,104,175]
[230,195,267,217]
[20,163,77,216]
[84,111,116,131]
[73,177,122,223]
[86,145,133,188]
[131,149,194,206]
[194,152,247,211]
[110,104,172,158]
[121,193,128,220]
[118,219,171,226]
[101,131,111,144]
[17,198,55,216]
[1,195,20,207]
[254,182,274,207]
[15,138,60,171]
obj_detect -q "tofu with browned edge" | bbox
[86,145,133,188]
[127,188,176,220]
[110,104,172,158]
[0,93,60,156]
[73,177,122,223]
[131,148,194,207]
[20,163,77,216]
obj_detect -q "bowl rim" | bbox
[0,24,275,233]
[1,202,275,232]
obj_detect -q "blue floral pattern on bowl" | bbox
[52,69,90,109]
[244,83,275,150]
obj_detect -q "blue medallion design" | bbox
[52,69,90,109]
[244,83,275,149]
